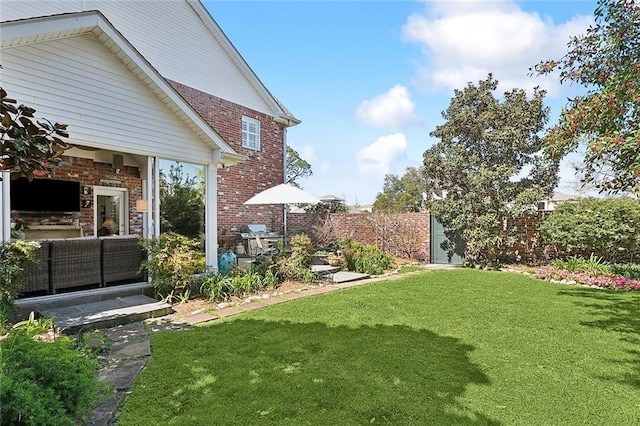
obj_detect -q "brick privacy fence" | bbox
[491,213,549,264]
[170,81,286,234]
[290,210,560,264]
[12,155,143,236]
[288,211,432,261]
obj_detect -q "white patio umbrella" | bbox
[244,183,320,241]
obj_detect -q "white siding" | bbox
[0,0,276,117]
[1,35,216,164]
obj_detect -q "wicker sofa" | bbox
[22,235,146,295]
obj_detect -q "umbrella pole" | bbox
[283,204,288,247]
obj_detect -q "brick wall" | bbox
[11,155,143,236]
[487,213,550,264]
[170,81,287,235]
[288,211,431,260]
[288,210,558,264]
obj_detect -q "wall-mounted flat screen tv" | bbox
[10,178,81,212]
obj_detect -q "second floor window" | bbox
[242,116,260,150]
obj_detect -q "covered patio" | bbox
[1,11,244,297]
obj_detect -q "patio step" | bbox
[331,271,370,284]
[39,294,173,335]
[311,264,341,276]
[15,282,154,318]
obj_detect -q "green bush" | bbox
[0,241,39,328]
[540,197,640,262]
[339,238,395,275]
[0,331,106,425]
[140,232,206,300]
[274,234,316,282]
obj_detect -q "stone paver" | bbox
[280,292,306,300]
[109,340,151,359]
[104,323,149,342]
[303,286,337,295]
[257,297,286,306]
[88,391,126,426]
[98,358,148,391]
[240,301,263,310]
[183,312,217,325]
[216,306,244,317]
[332,271,370,283]
[147,322,188,333]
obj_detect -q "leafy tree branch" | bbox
[532,0,640,194]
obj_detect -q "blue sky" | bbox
[203,0,598,205]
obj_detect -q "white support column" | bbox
[141,177,148,238]
[153,156,160,238]
[145,156,154,239]
[205,162,218,271]
[1,172,10,242]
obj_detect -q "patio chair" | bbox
[101,236,146,285]
[248,236,279,257]
[50,238,102,292]
[23,240,51,294]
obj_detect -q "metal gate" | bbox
[430,216,465,265]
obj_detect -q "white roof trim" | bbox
[0,11,245,166]
[187,0,300,127]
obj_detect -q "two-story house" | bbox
[0,0,298,293]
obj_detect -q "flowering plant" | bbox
[13,216,28,231]
[534,266,640,291]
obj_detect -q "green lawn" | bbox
[118,269,640,425]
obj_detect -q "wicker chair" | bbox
[50,238,102,292]
[101,236,146,286]
[23,240,51,294]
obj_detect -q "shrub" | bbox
[540,197,640,262]
[274,234,316,282]
[140,232,206,300]
[339,238,395,275]
[0,331,107,425]
[0,240,39,328]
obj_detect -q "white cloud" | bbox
[355,85,422,128]
[356,133,408,177]
[403,0,592,96]
[289,142,315,163]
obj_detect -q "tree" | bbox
[532,0,640,195]
[373,166,426,212]
[423,74,559,264]
[159,163,204,238]
[1,86,69,180]
[285,145,312,188]
[305,200,348,214]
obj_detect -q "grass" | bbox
[118,269,640,425]
[396,265,423,274]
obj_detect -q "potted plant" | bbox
[326,253,343,267]
[11,216,28,240]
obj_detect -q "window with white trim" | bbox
[242,116,260,150]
